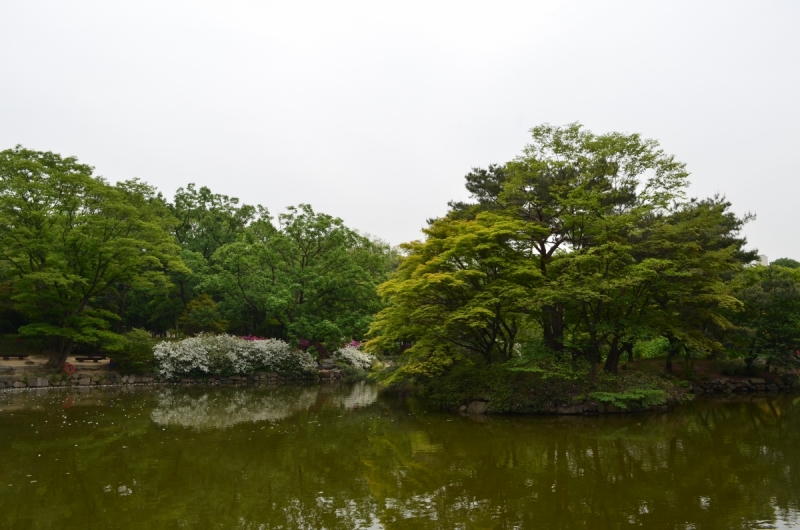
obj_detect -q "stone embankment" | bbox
[458,400,671,416]
[454,376,799,416]
[690,376,797,395]
[0,369,344,391]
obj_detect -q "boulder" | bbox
[458,405,467,413]
[13,381,26,388]
[78,377,91,386]
[766,383,779,392]
[557,405,584,415]
[749,378,766,385]
[467,400,488,414]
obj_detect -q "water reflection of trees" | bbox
[363,399,800,529]
[1,390,799,529]
[150,382,379,430]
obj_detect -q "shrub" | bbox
[589,389,668,410]
[333,345,375,371]
[112,329,156,374]
[711,357,747,376]
[153,334,317,378]
[633,337,670,359]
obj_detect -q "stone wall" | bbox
[0,369,344,391]
[690,376,797,395]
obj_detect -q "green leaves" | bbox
[203,204,391,349]
[0,147,179,365]
[728,264,800,370]
[366,213,543,376]
[368,123,756,381]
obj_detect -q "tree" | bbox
[448,123,689,359]
[729,264,800,372]
[177,294,229,335]
[206,204,391,352]
[368,123,756,379]
[0,147,180,367]
[169,183,256,262]
[772,258,800,269]
[366,213,542,378]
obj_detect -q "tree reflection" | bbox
[1,388,799,529]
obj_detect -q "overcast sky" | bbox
[1,1,798,259]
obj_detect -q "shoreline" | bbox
[3,369,797,416]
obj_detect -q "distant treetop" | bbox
[772,258,800,269]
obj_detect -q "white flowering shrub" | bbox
[333,345,375,371]
[153,334,317,379]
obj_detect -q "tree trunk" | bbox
[665,335,680,372]
[603,335,622,374]
[623,342,634,363]
[543,304,564,351]
[46,336,73,369]
[587,330,600,380]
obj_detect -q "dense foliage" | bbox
[366,123,798,394]
[1,125,798,390]
[0,147,394,366]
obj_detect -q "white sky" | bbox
[1,1,798,259]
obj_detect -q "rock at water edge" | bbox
[467,401,488,414]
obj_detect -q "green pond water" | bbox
[1,383,799,529]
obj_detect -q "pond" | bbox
[1,383,798,529]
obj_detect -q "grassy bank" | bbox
[379,360,692,413]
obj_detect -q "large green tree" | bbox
[366,213,542,378]
[368,123,755,377]
[0,147,180,367]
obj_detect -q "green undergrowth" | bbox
[333,361,370,383]
[382,359,690,413]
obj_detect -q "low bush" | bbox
[153,334,317,379]
[711,357,748,376]
[112,329,156,374]
[589,389,668,410]
[333,346,375,371]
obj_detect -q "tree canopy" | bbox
[0,147,182,366]
[0,147,394,365]
[2,128,797,379]
[367,123,761,377]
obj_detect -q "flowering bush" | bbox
[333,345,375,371]
[153,334,317,378]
